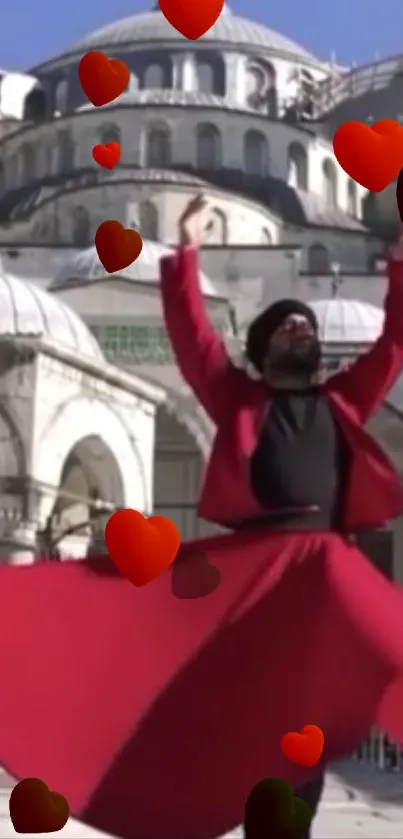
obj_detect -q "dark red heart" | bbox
[9,778,69,833]
[95,221,143,273]
[79,51,130,106]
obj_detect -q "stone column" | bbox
[0,520,38,565]
[173,52,197,92]
[224,53,248,105]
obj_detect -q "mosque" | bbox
[0,2,402,585]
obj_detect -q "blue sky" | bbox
[0,0,401,71]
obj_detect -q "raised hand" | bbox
[178,193,212,247]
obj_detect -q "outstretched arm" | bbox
[160,243,245,425]
[328,235,403,423]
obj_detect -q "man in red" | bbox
[161,193,403,835]
[1,196,403,839]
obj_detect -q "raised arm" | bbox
[160,195,247,425]
[328,232,403,423]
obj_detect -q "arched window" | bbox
[196,123,221,170]
[196,62,215,94]
[55,79,69,114]
[145,125,171,168]
[243,130,269,176]
[347,179,357,216]
[128,73,139,92]
[57,129,75,173]
[261,227,272,244]
[287,141,308,190]
[307,243,330,273]
[207,208,227,244]
[139,201,159,240]
[72,206,91,248]
[21,142,36,183]
[99,123,121,145]
[143,64,165,89]
[299,69,316,117]
[322,158,337,205]
[23,87,47,121]
[246,60,277,115]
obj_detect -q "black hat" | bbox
[245,299,318,374]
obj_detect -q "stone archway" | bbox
[35,396,150,528]
[153,406,215,541]
[0,404,28,556]
[47,434,125,557]
[0,404,26,480]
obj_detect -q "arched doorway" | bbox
[153,407,213,540]
[43,434,125,558]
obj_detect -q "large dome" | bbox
[70,6,319,62]
[309,299,384,344]
[51,238,219,298]
[0,263,103,361]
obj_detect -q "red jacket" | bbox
[160,246,403,531]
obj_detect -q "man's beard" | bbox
[266,340,321,377]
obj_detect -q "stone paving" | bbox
[1,761,403,838]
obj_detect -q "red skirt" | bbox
[1,529,403,839]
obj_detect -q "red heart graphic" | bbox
[105,509,180,586]
[95,220,143,273]
[158,0,224,39]
[9,778,69,833]
[333,119,403,191]
[281,725,324,768]
[78,51,130,106]
[92,141,121,169]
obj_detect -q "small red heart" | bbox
[333,119,403,191]
[9,778,69,833]
[92,141,121,169]
[78,51,130,106]
[105,509,180,586]
[95,220,143,273]
[281,725,324,768]
[158,0,224,39]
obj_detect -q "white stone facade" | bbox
[0,1,400,577]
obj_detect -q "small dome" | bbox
[309,298,384,344]
[0,262,103,361]
[69,7,319,62]
[51,238,219,298]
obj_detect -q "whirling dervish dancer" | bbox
[0,193,402,839]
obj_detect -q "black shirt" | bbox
[250,388,350,531]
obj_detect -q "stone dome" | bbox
[69,6,319,62]
[0,262,103,361]
[309,298,384,344]
[51,238,220,298]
